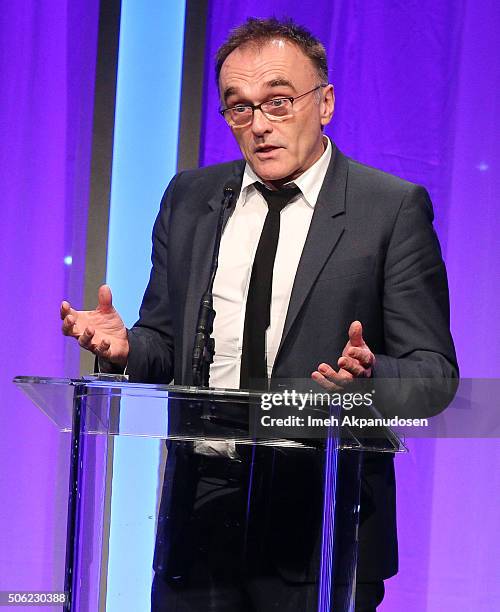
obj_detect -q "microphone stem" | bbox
[192,187,236,387]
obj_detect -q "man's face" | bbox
[219,40,334,187]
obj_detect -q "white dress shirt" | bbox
[209,137,332,390]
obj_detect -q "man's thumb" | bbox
[97,284,113,311]
[349,320,364,346]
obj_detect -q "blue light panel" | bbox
[107,0,186,326]
[104,1,186,609]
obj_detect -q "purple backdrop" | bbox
[0,0,99,592]
[201,1,500,610]
[1,1,499,609]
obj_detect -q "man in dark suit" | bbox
[61,17,457,611]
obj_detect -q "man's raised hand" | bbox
[311,321,375,391]
[60,285,129,367]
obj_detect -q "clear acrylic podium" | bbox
[14,376,405,612]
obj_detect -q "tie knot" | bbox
[254,182,301,213]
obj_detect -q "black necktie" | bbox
[240,182,301,389]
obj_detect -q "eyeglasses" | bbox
[220,84,328,128]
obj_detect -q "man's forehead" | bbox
[222,39,310,66]
[219,40,316,94]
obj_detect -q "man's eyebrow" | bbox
[223,78,297,102]
[265,78,296,91]
[223,86,239,100]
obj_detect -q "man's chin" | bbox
[249,159,294,184]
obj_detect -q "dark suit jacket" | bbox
[127,145,458,581]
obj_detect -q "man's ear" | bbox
[320,84,335,127]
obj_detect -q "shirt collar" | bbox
[240,136,332,208]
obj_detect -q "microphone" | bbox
[192,180,239,387]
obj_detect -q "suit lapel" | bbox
[274,147,349,367]
[181,162,245,383]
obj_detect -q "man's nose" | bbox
[251,108,273,136]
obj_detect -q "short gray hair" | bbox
[215,17,329,85]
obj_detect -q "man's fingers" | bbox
[318,362,337,378]
[75,330,113,357]
[338,356,366,378]
[348,320,364,347]
[62,315,77,336]
[95,339,112,359]
[346,346,374,368]
[78,327,96,349]
[98,339,111,351]
[319,362,354,382]
[60,301,73,320]
[311,362,354,390]
[97,284,113,312]
[311,370,344,391]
